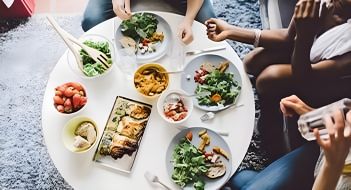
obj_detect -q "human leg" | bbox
[163,0,216,23]
[81,0,115,31]
[227,170,259,190]
[243,47,292,77]
[235,142,320,190]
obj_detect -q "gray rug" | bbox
[0,1,266,189]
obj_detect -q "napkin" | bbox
[2,0,14,8]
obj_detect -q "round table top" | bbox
[41,11,255,190]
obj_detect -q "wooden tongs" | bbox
[46,15,110,73]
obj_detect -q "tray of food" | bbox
[115,12,172,63]
[181,54,242,112]
[166,127,232,190]
[93,96,152,173]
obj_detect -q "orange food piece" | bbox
[186,131,193,141]
[211,94,222,103]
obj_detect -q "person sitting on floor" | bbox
[81,0,216,44]
[228,95,351,190]
[205,0,351,160]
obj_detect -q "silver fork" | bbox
[46,15,110,70]
[200,104,244,122]
[144,171,172,190]
[185,45,226,56]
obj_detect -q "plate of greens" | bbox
[166,127,232,190]
[115,12,172,63]
[180,54,242,112]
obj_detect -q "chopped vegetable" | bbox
[186,131,193,141]
[121,13,158,40]
[198,129,207,137]
[213,146,230,160]
[171,138,209,189]
[194,61,241,107]
[80,40,112,77]
[54,82,87,114]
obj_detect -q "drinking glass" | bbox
[168,36,186,71]
[117,47,137,80]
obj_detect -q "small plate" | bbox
[180,54,242,112]
[166,127,232,190]
[115,12,172,63]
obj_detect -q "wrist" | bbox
[324,160,344,175]
[182,17,194,26]
[295,34,315,43]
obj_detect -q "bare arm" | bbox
[178,0,204,44]
[313,161,344,190]
[289,0,351,82]
[312,111,351,190]
[206,18,296,48]
[184,0,204,25]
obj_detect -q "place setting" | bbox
[43,11,253,190]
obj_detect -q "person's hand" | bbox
[315,110,351,170]
[280,95,314,117]
[112,0,132,20]
[177,21,193,45]
[293,0,327,39]
[205,18,233,42]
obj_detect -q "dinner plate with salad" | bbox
[166,127,232,190]
[180,54,242,112]
[115,12,172,63]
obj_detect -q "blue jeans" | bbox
[228,142,320,190]
[81,0,216,31]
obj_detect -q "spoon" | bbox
[144,171,172,190]
[165,91,211,104]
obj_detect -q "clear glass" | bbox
[167,36,186,71]
[298,98,351,141]
[116,47,137,80]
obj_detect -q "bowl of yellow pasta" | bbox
[133,63,169,98]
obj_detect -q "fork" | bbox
[144,171,172,190]
[200,104,244,122]
[185,45,226,56]
[46,15,110,70]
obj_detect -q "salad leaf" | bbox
[195,69,241,106]
[121,13,158,40]
[171,138,209,189]
[194,180,205,190]
[80,40,112,77]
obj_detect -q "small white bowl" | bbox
[157,89,193,125]
[67,34,116,79]
[53,82,87,116]
[62,116,99,153]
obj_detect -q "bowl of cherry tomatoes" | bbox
[53,82,87,114]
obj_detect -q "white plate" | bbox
[115,12,172,63]
[180,54,242,112]
[166,127,232,190]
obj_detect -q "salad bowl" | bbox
[157,89,193,125]
[67,34,116,79]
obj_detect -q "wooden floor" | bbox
[35,0,88,13]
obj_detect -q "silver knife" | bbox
[185,45,226,56]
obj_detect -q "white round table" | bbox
[42,12,255,190]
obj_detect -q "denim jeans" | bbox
[81,0,216,31]
[228,142,320,190]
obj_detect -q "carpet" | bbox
[0,1,266,189]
